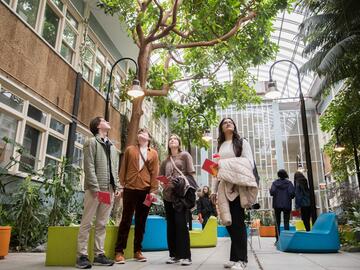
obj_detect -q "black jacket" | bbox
[270,178,295,210]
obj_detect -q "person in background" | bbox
[114,128,159,264]
[270,169,295,242]
[197,186,217,229]
[210,117,256,270]
[76,117,121,269]
[160,134,196,266]
[294,171,311,231]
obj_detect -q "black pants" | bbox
[115,188,150,253]
[202,214,210,229]
[274,208,291,240]
[301,206,311,231]
[226,197,247,263]
[164,200,191,259]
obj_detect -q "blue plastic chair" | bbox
[277,212,340,253]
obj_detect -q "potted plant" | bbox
[259,210,276,237]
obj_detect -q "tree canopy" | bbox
[98,0,290,148]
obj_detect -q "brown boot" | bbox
[134,251,147,262]
[114,252,125,264]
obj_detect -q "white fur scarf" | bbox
[217,157,258,226]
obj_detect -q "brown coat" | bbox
[119,145,159,193]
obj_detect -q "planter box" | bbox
[142,215,168,251]
[46,225,134,266]
[0,226,11,259]
[217,225,229,237]
[259,226,276,237]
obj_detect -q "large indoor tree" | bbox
[299,0,360,96]
[98,0,290,147]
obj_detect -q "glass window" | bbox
[46,135,63,159]
[96,50,106,64]
[42,4,60,48]
[85,36,95,51]
[94,62,103,90]
[60,43,72,63]
[50,118,65,134]
[75,131,86,144]
[66,11,78,29]
[0,88,24,112]
[44,157,58,178]
[0,112,18,167]
[20,125,41,171]
[82,66,90,81]
[73,146,83,168]
[51,0,63,11]
[113,94,120,110]
[62,23,76,49]
[27,104,47,124]
[16,0,40,28]
[83,49,94,66]
[61,22,77,63]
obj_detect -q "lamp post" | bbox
[266,59,317,222]
[186,114,212,154]
[104,57,144,121]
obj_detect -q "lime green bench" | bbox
[190,216,217,247]
[45,225,134,266]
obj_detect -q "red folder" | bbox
[97,191,111,205]
[156,175,169,185]
[143,193,158,207]
[202,159,219,176]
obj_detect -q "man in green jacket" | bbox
[76,117,121,269]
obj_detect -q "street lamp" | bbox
[266,59,318,222]
[104,57,144,121]
[186,114,212,154]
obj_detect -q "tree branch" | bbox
[146,0,164,42]
[171,28,193,38]
[148,0,182,42]
[176,11,256,49]
[169,51,185,65]
[132,28,140,47]
[152,1,257,50]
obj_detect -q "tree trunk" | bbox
[125,44,152,146]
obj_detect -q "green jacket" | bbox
[83,135,120,192]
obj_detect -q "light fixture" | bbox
[265,80,281,99]
[334,142,345,152]
[127,79,144,98]
[334,129,345,152]
[202,129,212,142]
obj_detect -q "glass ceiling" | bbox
[173,6,316,100]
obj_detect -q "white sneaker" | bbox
[180,258,192,266]
[224,261,236,268]
[231,261,247,270]
[166,257,180,264]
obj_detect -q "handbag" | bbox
[170,157,198,209]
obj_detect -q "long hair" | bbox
[217,117,242,157]
[167,134,183,156]
[202,185,211,197]
[294,171,309,191]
